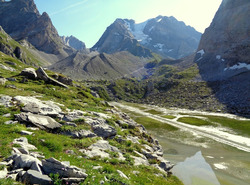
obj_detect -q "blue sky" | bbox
[34,0,222,48]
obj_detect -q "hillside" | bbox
[0,0,75,64]
[0,21,183,184]
[49,51,149,80]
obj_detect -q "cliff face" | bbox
[0,0,74,56]
[61,35,86,51]
[93,16,201,59]
[92,19,152,58]
[195,0,250,81]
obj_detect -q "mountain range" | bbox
[93,16,201,59]
[0,0,249,115]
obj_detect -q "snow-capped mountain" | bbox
[93,16,201,59]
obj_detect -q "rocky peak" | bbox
[0,0,74,57]
[61,35,86,51]
[92,18,152,57]
[195,0,250,81]
[93,16,201,59]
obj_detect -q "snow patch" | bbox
[206,156,214,159]
[157,18,162,22]
[124,19,152,45]
[153,43,164,51]
[149,26,155,32]
[224,63,250,71]
[197,49,205,56]
[216,55,221,60]
[214,163,228,170]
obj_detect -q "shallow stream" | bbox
[111,102,250,185]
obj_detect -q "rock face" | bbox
[195,0,250,81]
[61,35,86,51]
[15,112,62,130]
[42,158,88,179]
[0,0,74,56]
[92,16,201,59]
[92,19,152,57]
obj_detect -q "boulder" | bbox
[159,160,174,172]
[20,170,52,185]
[20,68,37,79]
[117,170,129,180]
[15,112,62,130]
[132,156,149,166]
[91,121,117,139]
[63,130,96,139]
[0,95,13,107]
[81,140,124,160]
[13,137,37,151]
[14,96,62,117]
[42,157,88,179]
[0,78,7,86]
[12,154,42,173]
[0,63,16,72]
[63,110,86,122]
[62,178,87,184]
[36,67,68,88]
[0,168,7,179]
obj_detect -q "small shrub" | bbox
[50,173,62,185]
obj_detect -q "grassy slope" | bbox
[0,53,183,185]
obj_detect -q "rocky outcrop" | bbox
[92,19,152,58]
[20,68,37,80]
[15,112,62,130]
[0,0,74,56]
[14,96,62,117]
[2,137,87,184]
[42,158,88,179]
[61,35,86,51]
[195,0,250,81]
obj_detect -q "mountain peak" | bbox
[94,16,201,59]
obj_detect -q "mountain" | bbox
[48,51,148,80]
[0,0,74,61]
[61,35,86,51]
[92,19,152,58]
[195,0,250,81]
[93,16,201,59]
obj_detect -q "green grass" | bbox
[177,117,214,126]
[203,115,250,137]
[162,115,176,119]
[135,116,178,131]
[145,109,162,115]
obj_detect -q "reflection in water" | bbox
[172,151,220,185]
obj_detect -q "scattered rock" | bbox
[5,84,17,89]
[12,154,42,173]
[36,67,68,88]
[0,78,7,86]
[20,170,52,185]
[132,156,149,166]
[42,157,88,179]
[63,110,86,122]
[15,112,62,130]
[0,168,7,179]
[20,130,33,136]
[4,120,18,125]
[20,68,37,80]
[0,95,12,107]
[91,121,117,139]
[117,170,129,179]
[0,63,15,72]
[13,137,37,151]
[63,130,96,139]
[14,96,62,117]
[2,113,11,117]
